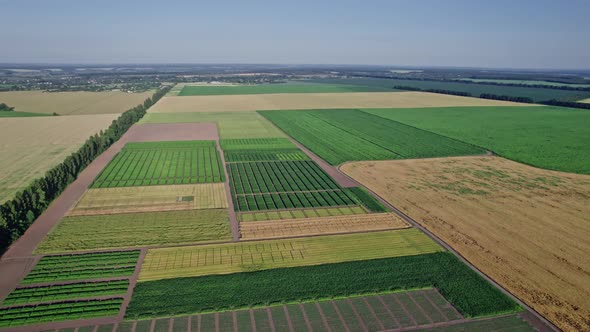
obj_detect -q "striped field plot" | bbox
[138,229,442,281]
[69,183,227,216]
[238,206,367,222]
[240,212,409,240]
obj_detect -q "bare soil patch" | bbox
[341,156,590,332]
[148,92,530,113]
[240,213,409,240]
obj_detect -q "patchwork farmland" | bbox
[0,82,562,332]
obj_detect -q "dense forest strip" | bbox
[0,86,172,254]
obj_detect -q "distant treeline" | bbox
[0,103,15,112]
[394,86,472,97]
[0,86,172,254]
[541,99,590,109]
[479,93,534,103]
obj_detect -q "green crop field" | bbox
[234,191,356,211]
[220,138,296,151]
[2,280,129,306]
[0,111,50,117]
[224,149,309,162]
[139,229,442,280]
[22,251,140,284]
[260,109,484,165]
[0,298,124,328]
[238,206,367,222]
[139,112,286,138]
[345,187,388,212]
[310,77,590,102]
[126,252,520,319]
[35,209,231,253]
[364,106,590,174]
[177,82,393,96]
[92,140,224,188]
[228,160,340,194]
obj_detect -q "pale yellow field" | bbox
[138,229,441,281]
[68,183,228,216]
[148,91,533,113]
[578,98,590,103]
[0,114,119,203]
[341,156,590,332]
[0,90,153,115]
[240,213,409,240]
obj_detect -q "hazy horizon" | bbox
[1,0,589,70]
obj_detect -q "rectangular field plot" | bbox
[138,229,441,281]
[69,183,228,216]
[177,82,390,96]
[0,298,123,328]
[22,251,140,284]
[36,209,231,253]
[92,140,224,188]
[224,149,309,162]
[228,160,340,194]
[220,138,296,151]
[234,191,356,212]
[1,280,129,306]
[139,111,286,139]
[259,109,485,165]
[126,252,520,319]
[240,212,409,240]
[239,206,367,222]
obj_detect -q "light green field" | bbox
[139,229,442,281]
[238,206,366,222]
[139,111,285,138]
[35,209,231,253]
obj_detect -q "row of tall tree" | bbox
[0,103,15,112]
[479,93,534,103]
[541,99,590,110]
[394,85,472,97]
[0,86,172,253]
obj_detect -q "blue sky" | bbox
[1,0,588,69]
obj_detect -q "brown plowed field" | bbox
[341,156,590,332]
[148,91,531,113]
[240,213,409,240]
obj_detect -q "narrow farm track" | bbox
[217,139,240,241]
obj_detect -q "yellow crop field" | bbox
[138,229,442,281]
[341,156,590,332]
[0,114,119,203]
[240,213,409,240]
[578,98,590,103]
[69,183,228,216]
[148,91,534,113]
[0,90,154,115]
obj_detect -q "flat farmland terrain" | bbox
[177,82,393,95]
[148,91,529,113]
[240,212,409,240]
[0,111,49,117]
[0,114,119,203]
[0,90,154,115]
[36,209,231,253]
[92,140,225,188]
[365,106,590,174]
[260,109,484,165]
[239,205,367,222]
[139,229,441,281]
[341,156,590,332]
[68,183,228,216]
[139,111,285,138]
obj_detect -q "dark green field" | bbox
[125,252,520,319]
[178,82,394,96]
[364,106,590,174]
[0,111,50,117]
[92,140,225,188]
[260,109,484,165]
[310,77,590,102]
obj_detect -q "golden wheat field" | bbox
[240,212,409,240]
[0,114,119,203]
[341,156,590,332]
[68,183,228,216]
[0,90,153,115]
[148,91,532,113]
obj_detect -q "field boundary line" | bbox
[117,248,147,321]
[216,140,240,241]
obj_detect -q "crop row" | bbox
[93,141,224,188]
[2,280,129,306]
[227,160,339,195]
[345,187,388,212]
[235,190,355,212]
[125,252,520,319]
[224,149,309,162]
[0,298,123,328]
[259,109,484,165]
[220,138,296,151]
